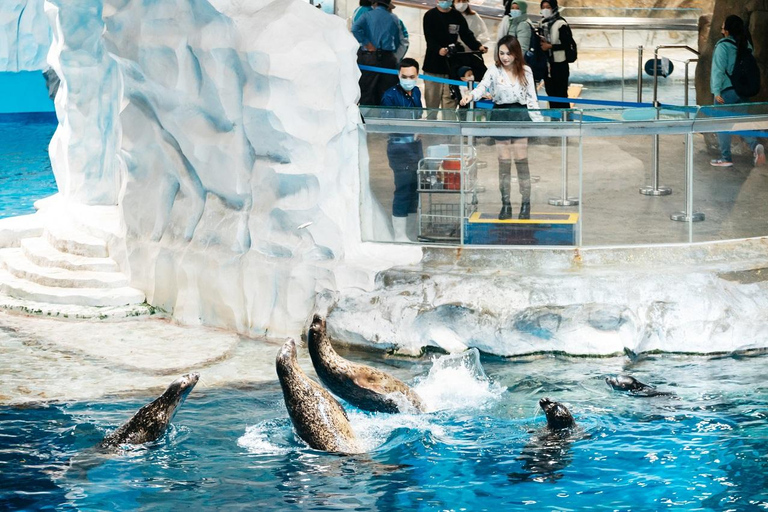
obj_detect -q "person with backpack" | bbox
[538,0,576,110]
[498,1,547,84]
[710,14,765,167]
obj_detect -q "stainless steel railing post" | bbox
[549,110,579,206]
[639,46,672,196]
[637,45,643,103]
[671,132,704,222]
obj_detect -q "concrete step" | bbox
[45,224,109,259]
[0,248,127,289]
[21,237,119,273]
[0,268,145,307]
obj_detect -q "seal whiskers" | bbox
[308,315,425,414]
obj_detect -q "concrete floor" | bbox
[365,131,768,246]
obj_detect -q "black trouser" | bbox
[387,140,423,217]
[357,49,398,106]
[545,61,570,110]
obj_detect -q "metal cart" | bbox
[417,144,478,242]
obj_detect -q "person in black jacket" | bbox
[422,0,487,117]
[538,0,570,110]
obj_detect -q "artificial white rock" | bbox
[0,0,50,72]
[41,0,419,336]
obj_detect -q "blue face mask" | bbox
[438,1,452,9]
[400,78,417,91]
[509,10,522,18]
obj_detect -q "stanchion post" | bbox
[549,110,579,207]
[671,132,704,222]
[637,45,643,103]
[640,49,672,197]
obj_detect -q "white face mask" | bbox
[540,8,552,17]
[509,9,522,18]
[454,2,468,12]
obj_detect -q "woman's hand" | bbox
[715,95,725,104]
[439,47,449,57]
[459,94,473,107]
[540,39,552,51]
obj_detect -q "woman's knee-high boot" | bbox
[515,158,531,219]
[498,159,512,220]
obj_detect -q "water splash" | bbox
[238,421,292,456]
[413,348,505,413]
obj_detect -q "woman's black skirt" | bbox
[491,102,531,140]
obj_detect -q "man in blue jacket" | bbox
[710,14,765,168]
[352,0,404,106]
[381,58,424,241]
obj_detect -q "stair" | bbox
[0,206,150,317]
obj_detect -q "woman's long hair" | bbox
[724,14,747,54]
[495,36,527,85]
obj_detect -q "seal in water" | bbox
[606,375,674,397]
[276,338,364,454]
[307,315,425,414]
[508,398,580,483]
[99,373,199,449]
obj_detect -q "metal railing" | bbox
[361,103,768,247]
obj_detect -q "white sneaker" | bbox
[754,144,766,167]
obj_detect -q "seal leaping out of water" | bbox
[605,375,674,397]
[307,315,426,414]
[276,338,364,454]
[99,372,199,449]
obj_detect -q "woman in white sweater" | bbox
[460,35,541,219]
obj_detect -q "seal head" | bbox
[606,375,673,397]
[276,338,363,454]
[99,372,199,448]
[307,315,425,414]
[539,397,575,430]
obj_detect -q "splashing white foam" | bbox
[413,348,505,413]
[238,422,292,455]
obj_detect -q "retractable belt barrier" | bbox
[358,63,768,134]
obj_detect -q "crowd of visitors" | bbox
[350,0,765,234]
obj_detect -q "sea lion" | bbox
[508,398,579,483]
[307,315,425,414]
[99,372,199,449]
[276,338,364,454]
[606,375,674,397]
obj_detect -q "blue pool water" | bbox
[0,112,58,219]
[2,349,767,511]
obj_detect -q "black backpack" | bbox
[722,39,760,98]
[559,21,578,64]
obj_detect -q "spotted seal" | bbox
[99,373,199,449]
[276,338,364,454]
[606,375,674,397]
[307,315,425,414]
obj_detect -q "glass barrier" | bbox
[691,102,768,243]
[361,104,768,248]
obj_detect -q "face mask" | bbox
[540,8,552,17]
[454,2,468,12]
[464,76,475,82]
[509,9,521,18]
[438,1,452,9]
[400,78,417,91]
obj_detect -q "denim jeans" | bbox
[387,140,423,217]
[716,88,758,161]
